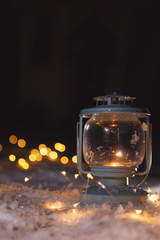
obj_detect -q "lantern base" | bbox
[80,185,149,205]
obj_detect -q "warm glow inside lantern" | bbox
[83,113,145,167]
[77,94,152,204]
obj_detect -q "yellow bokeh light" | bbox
[22,162,29,170]
[9,154,16,162]
[38,144,47,150]
[54,142,61,150]
[116,151,123,157]
[121,212,154,225]
[147,187,152,194]
[35,153,42,161]
[54,143,66,152]
[29,154,36,162]
[18,158,25,165]
[135,209,142,215]
[17,158,29,170]
[87,173,94,180]
[0,144,2,152]
[59,144,66,152]
[30,149,42,161]
[148,194,159,202]
[61,171,66,176]
[111,163,119,167]
[74,174,79,179]
[31,149,39,154]
[44,201,64,211]
[60,156,69,164]
[47,148,52,156]
[73,202,80,208]
[17,139,26,148]
[49,151,58,160]
[72,155,77,163]
[40,147,47,156]
[9,135,18,144]
[24,177,29,182]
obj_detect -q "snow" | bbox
[0,167,160,240]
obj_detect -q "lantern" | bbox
[77,93,152,204]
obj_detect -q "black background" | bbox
[2,1,160,175]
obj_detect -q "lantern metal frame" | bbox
[76,94,152,204]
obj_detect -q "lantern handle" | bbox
[77,120,91,175]
[135,121,152,177]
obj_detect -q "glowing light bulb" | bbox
[9,135,18,144]
[147,187,152,194]
[35,153,42,161]
[17,139,26,148]
[18,158,29,170]
[54,143,66,152]
[111,163,119,167]
[72,155,77,163]
[148,194,159,202]
[73,202,80,208]
[98,181,106,189]
[29,154,36,162]
[38,144,47,150]
[87,173,94,180]
[24,177,29,182]
[47,148,52,156]
[22,162,29,170]
[61,171,66,176]
[109,123,118,127]
[60,156,69,164]
[44,201,64,210]
[72,209,76,214]
[18,158,25,165]
[116,151,123,157]
[135,209,142,215]
[49,151,58,160]
[74,174,79,179]
[54,143,61,151]
[0,144,2,152]
[59,144,66,152]
[40,147,47,156]
[9,154,16,162]
[31,149,38,154]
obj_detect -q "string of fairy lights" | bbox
[0,134,77,171]
[0,134,160,219]
[43,170,160,220]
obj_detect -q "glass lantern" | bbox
[77,94,152,204]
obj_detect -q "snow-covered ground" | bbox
[0,167,160,240]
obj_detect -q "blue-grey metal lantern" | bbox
[77,94,152,204]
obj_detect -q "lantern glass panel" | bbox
[83,113,145,167]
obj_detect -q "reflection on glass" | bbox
[83,113,145,167]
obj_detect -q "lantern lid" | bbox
[93,93,136,106]
[80,93,150,117]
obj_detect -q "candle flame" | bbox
[112,163,119,166]
[116,151,123,157]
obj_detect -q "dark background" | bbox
[2,1,160,175]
